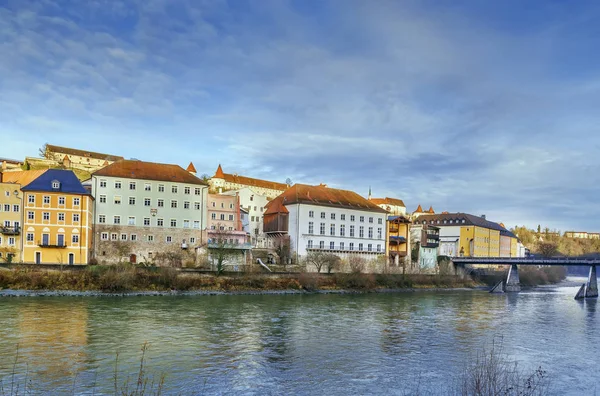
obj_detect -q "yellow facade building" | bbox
[386,215,411,266]
[2,170,93,264]
[0,173,25,262]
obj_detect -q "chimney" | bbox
[481,214,486,220]
[2,161,6,171]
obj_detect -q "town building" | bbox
[0,172,25,262]
[1,158,24,172]
[220,187,270,247]
[412,205,435,219]
[387,215,411,267]
[414,213,521,259]
[91,160,208,264]
[42,144,123,173]
[263,184,388,266]
[370,197,407,215]
[3,169,93,264]
[208,164,288,199]
[564,231,599,239]
[409,224,440,270]
[207,193,251,266]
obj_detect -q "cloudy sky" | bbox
[1,0,600,231]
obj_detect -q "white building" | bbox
[208,164,289,200]
[369,197,406,215]
[221,187,270,247]
[263,184,388,263]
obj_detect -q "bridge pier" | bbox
[575,265,598,300]
[505,264,521,292]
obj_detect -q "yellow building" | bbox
[2,170,93,265]
[386,215,411,266]
[0,172,25,262]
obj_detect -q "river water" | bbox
[0,278,598,395]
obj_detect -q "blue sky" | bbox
[1,0,600,231]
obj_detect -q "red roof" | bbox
[212,165,288,191]
[93,160,208,185]
[266,184,388,214]
[186,162,197,173]
[414,204,424,213]
[370,197,406,207]
[427,206,435,214]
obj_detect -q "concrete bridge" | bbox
[452,257,599,299]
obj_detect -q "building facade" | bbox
[0,173,24,262]
[44,144,123,172]
[208,164,288,199]
[220,187,270,247]
[264,184,388,266]
[370,197,407,215]
[409,224,440,270]
[4,170,93,264]
[91,160,209,264]
[387,215,411,266]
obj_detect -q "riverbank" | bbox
[0,265,479,295]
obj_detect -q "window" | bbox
[115,181,121,189]
[8,237,15,246]
[111,233,118,241]
[309,210,314,218]
[144,218,150,226]
[308,240,313,248]
[129,197,136,205]
[341,214,346,221]
[170,219,177,227]
[308,222,314,234]
[359,226,364,238]
[377,244,381,252]
[320,223,325,235]
[377,228,382,239]
[330,241,335,250]
[230,203,234,209]
[193,221,200,229]
[99,195,106,203]
[120,234,127,241]
[129,182,136,190]
[194,202,200,210]
[359,243,363,251]
[158,184,165,192]
[330,224,335,236]
[369,217,374,224]
[194,188,201,195]
[340,224,345,236]
[211,201,216,207]
[321,212,326,219]
[183,220,190,228]
[360,216,364,222]
[250,195,254,201]
[166,236,172,243]
[143,198,151,207]
[368,244,372,252]
[4,220,9,227]
[131,234,137,241]
[3,204,9,212]
[101,232,108,240]
[228,214,234,221]
[58,213,65,222]
[52,180,60,189]
[378,218,383,225]
[147,235,154,242]
[114,196,121,205]
[190,237,196,243]
[158,199,164,207]
[98,215,106,223]
[340,242,345,250]
[100,180,107,188]
[24,233,34,243]
[251,216,255,221]
[128,216,135,225]
[145,183,151,191]
[43,212,50,221]
[331,213,336,220]
[28,195,35,204]
[43,196,50,204]
[184,201,190,209]
[114,215,121,224]
[27,211,34,221]
[171,185,178,193]
[184,187,190,195]
[368,227,373,238]
[60,196,67,205]
[350,225,355,237]
[171,200,177,208]
[211,213,216,220]
[319,241,325,249]
[349,242,354,251]
[220,214,225,220]
[157,218,164,227]
[350,215,355,222]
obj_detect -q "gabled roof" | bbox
[427,206,435,214]
[370,197,406,207]
[1,170,48,186]
[265,184,388,214]
[212,165,288,191]
[416,212,516,236]
[414,204,424,213]
[264,196,289,215]
[93,160,208,185]
[19,169,90,194]
[46,144,123,162]
[186,162,197,173]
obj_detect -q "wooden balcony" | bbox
[0,226,20,235]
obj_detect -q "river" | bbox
[0,278,598,395]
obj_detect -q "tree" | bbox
[208,225,240,275]
[537,225,541,234]
[347,255,367,273]
[38,143,49,159]
[325,254,342,274]
[272,235,291,266]
[304,251,340,273]
[537,242,558,258]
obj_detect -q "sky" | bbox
[1,0,600,232]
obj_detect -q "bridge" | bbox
[452,257,599,300]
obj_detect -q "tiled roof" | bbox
[370,197,406,207]
[46,144,123,162]
[93,160,208,185]
[415,212,516,236]
[186,162,197,173]
[414,204,424,213]
[212,165,288,191]
[427,206,435,214]
[265,184,388,214]
[19,169,90,194]
[1,170,48,186]
[264,196,289,214]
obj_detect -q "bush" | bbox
[298,273,320,291]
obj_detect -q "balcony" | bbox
[427,233,439,240]
[306,245,383,254]
[38,241,67,248]
[208,242,253,250]
[0,226,20,235]
[389,236,407,245]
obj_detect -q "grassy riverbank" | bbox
[0,265,478,293]
[476,266,567,287]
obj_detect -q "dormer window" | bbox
[51,180,60,190]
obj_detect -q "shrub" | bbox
[298,273,320,291]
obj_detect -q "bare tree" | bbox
[537,242,558,258]
[208,225,241,275]
[347,255,367,273]
[325,254,342,274]
[272,234,291,266]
